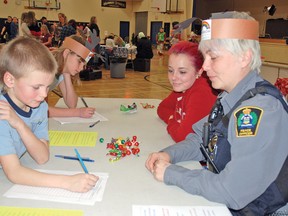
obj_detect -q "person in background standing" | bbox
[88,16,101,61]
[88,16,100,39]
[59,19,77,47]
[156,27,166,55]
[135,32,153,59]
[19,12,32,38]
[8,17,18,40]
[54,13,67,47]
[0,16,12,42]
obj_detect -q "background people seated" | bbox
[135,32,153,59]
[188,31,199,43]
[114,35,125,47]
[105,34,115,48]
[40,16,52,33]
[103,34,116,69]
[40,24,52,48]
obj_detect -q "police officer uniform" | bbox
[161,70,288,214]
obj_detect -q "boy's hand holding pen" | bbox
[57,149,99,193]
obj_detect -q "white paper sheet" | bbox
[3,170,109,206]
[53,111,108,124]
[132,205,232,216]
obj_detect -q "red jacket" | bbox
[157,76,217,142]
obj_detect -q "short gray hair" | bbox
[199,11,262,73]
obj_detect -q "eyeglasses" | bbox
[76,54,87,66]
[69,50,87,66]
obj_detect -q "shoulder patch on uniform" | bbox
[234,106,263,137]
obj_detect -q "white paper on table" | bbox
[53,111,108,124]
[4,170,109,206]
[132,205,232,216]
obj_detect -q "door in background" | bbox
[120,21,130,43]
[164,22,170,38]
[150,21,163,45]
[135,12,148,36]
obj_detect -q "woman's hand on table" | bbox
[145,152,171,181]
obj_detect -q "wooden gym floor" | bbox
[47,49,173,107]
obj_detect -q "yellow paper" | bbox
[49,131,98,147]
[0,206,83,216]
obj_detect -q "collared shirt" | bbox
[0,93,49,158]
[162,70,288,210]
[60,25,76,42]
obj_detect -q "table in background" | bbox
[0,98,225,216]
[99,45,137,70]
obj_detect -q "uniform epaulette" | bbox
[222,80,288,128]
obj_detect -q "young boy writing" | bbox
[0,37,98,192]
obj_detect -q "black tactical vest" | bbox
[202,80,288,215]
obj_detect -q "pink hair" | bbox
[168,41,203,71]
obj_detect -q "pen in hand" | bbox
[89,120,100,128]
[74,148,89,173]
[80,97,88,108]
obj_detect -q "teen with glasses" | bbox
[48,35,95,118]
